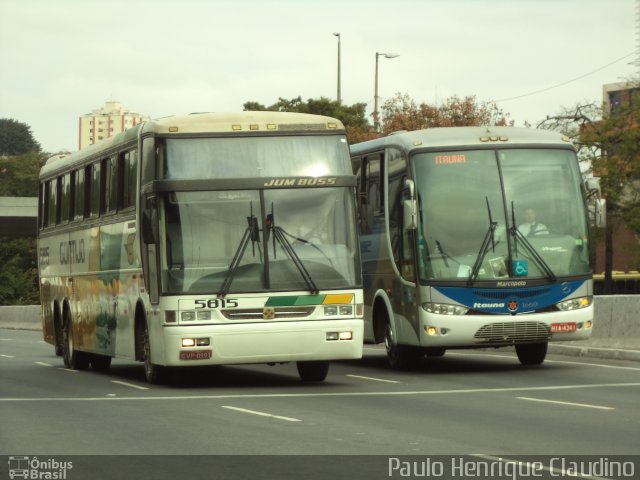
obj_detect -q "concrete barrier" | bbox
[1,297,638,360]
[0,305,41,331]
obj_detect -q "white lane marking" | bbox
[1,382,638,402]
[346,374,400,384]
[517,396,615,410]
[221,405,301,422]
[35,362,53,367]
[0,354,15,358]
[58,368,79,373]
[111,380,150,391]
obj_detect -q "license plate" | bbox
[179,350,212,360]
[550,322,577,333]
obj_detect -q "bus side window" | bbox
[366,154,383,215]
[71,169,85,221]
[55,176,63,224]
[90,162,101,217]
[103,155,118,213]
[118,150,137,210]
[44,180,56,228]
[387,148,414,282]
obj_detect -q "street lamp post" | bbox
[373,51,399,131]
[333,33,341,104]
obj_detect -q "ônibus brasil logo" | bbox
[8,456,73,479]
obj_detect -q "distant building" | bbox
[602,81,640,114]
[78,101,148,150]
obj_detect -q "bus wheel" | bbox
[90,354,112,371]
[54,319,64,356]
[142,323,165,384]
[62,310,89,370]
[384,323,413,370]
[296,361,330,382]
[516,342,548,365]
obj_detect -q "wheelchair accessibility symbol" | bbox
[514,260,528,277]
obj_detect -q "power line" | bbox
[494,52,636,103]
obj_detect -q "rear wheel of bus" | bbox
[516,342,548,365]
[62,307,90,370]
[296,361,330,382]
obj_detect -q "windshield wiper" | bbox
[509,202,556,282]
[468,197,498,285]
[267,204,319,294]
[218,202,261,298]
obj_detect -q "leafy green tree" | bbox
[0,152,47,196]
[243,96,374,144]
[0,237,39,305]
[0,119,45,305]
[0,118,41,155]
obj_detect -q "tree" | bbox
[380,93,513,134]
[243,96,374,144]
[0,119,41,156]
[0,152,48,196]
[0,237,39,305]
[539,85,640,293]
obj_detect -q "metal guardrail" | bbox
[593,272,640,294]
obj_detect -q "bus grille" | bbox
[473,322,551,345]
[473,288,551,300]
[221,306,315,320]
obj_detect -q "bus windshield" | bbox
[165,136,351,178]
[162,187,360,294]
[413,148,590,282]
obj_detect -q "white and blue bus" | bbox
[350,127,600,368]
[38,111,363,383]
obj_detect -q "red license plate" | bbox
[550,322,577,333]
[179,350,212,360]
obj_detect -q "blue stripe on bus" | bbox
[433,280,586,314]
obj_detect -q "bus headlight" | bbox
[556,296,592,311]
[422,303,469,315]
[181,311,196,322]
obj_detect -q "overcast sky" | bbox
[0,0,636,153]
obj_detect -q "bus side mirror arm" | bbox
[403,179,417,230]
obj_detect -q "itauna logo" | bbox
[263,177,337,187]
[473,302,504,309]
[508,300,519,312]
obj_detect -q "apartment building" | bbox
[78,101,148,150]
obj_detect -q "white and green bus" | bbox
[38,112,363,383]
[350,127,602,368]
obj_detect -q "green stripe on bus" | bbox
[265,295,326,307]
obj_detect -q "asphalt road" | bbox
[1,329,639,479]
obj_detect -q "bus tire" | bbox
[384,323,414,370]
[296,361,330,382]
[516,342,548,365]
[90,354,112,371]
[142,322,166,384]
[62,308,90,370]
[54,312,64,356]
